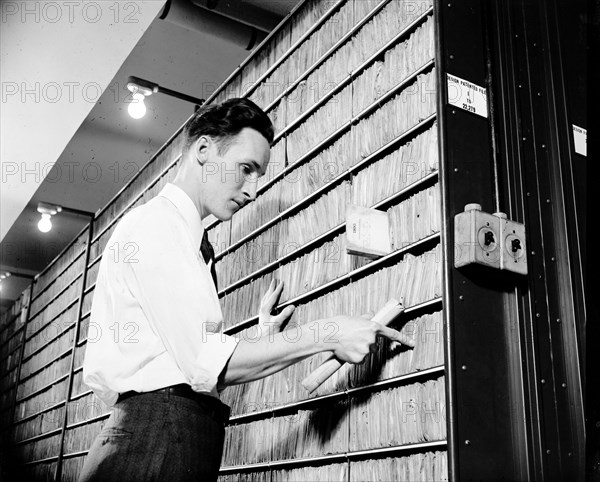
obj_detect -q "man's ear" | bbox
[194,136,210,165]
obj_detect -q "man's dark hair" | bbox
[182,98,274,155]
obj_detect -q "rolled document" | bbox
[301,299,405,393]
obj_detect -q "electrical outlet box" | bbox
[499,215,527,275]
[454,203,527,275]
[454,203,501,269]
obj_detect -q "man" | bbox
[79,98,413,481]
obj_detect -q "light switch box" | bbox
[499,215,527,275]
[455,203,528,275]
[454,203,501,269]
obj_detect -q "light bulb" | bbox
[38,213,52,233]
[128,92,147,119]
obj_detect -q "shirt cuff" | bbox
[83,371,119,407]
[190,333,239,393]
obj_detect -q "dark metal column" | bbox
[435,1,531,479]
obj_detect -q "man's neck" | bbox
[172,179,206,220]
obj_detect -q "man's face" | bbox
[198,127,271,221]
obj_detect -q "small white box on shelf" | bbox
[345,204,392,259]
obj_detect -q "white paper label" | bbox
[447,73,488,118]
[572,125,586,156]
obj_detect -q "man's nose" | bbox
[241,175,258,201]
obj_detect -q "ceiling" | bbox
[0,0,300,314]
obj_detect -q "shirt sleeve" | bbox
[116,202,239,393]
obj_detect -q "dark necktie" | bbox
[200,231,218,291]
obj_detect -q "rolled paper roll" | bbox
[301,298,405,393]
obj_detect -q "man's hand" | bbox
[318,314,415,364]
[256,279,295,338]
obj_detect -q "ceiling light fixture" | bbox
[0,270,36,293]
[37,202,61,233]
[128,92,148,120]
[126,76,205,119]
[0,272,10,291]
[36,202,94,233]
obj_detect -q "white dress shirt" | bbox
[83,183,239,407]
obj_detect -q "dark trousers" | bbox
[78,391,228,482]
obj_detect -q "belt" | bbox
[117,384,230,423]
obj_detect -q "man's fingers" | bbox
[361,311,375,320]
[267,279,277,296]
[376,325,415,347]
[274,279,284,296]
[273,305,295,319]
[261,279,276,303]
[266,280,284,306]
[272,305,295,326]
[281,305,295,318]
[262,279,283,310]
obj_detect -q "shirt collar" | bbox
[158,183,204,251]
